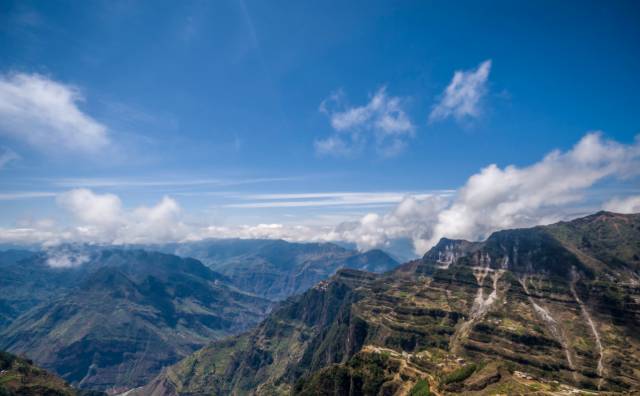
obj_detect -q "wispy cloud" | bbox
[603,195,640,214]
[0,147,19,169]
[0,191,57,200]
[429,60,492,122]
[227,191,454,208]
[0,72,109,153]
[50,176,300,189]
[2,133,639,258]
[316,87,414,157]
[314,135,354,157]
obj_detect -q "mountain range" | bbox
[151,239,399,300]
[0,249,270,393]
[0,241,398,394]
[138,212,640,395]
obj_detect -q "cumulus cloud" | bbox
[330,195,450,251]
[339,132,640,254]
[128,196,187,243]
[0,147,19,169]
[603,195,640,214]
[0,72,109,153]
[316,87,414,157]
[429,60,492,122]
[1,133,639,257]
[57,189,123,228]
[53,189,188,244]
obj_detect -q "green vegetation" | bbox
[408,379,431,396]
[0,350,84,396]
[293,352,398,395]
[0,249,271,392]
[136,212,640,395]
[442,363,477,385]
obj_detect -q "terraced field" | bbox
[137,212,640,395]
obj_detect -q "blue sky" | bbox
[0,1,639,256]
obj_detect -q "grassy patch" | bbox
[409,379,431,396]
[443,363,477,384]
[0,375,19,385]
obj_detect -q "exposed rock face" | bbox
[0,250,271,394]
[141,212,640,395]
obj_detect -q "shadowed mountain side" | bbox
[151,239,399,300]
[0,250,271,394]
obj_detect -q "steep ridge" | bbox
[0,250,271,394]
[140,212,640,395]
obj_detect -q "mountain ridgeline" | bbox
[0,250,271,394]
[140,212,640,395]
[153,239,399,300]
[0,241,398,394]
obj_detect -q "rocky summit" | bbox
[140,212,640,395]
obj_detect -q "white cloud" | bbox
[57,189,123,228]
[339,132,640,254]
[0,72,109,153]
[0,191,57,200]
[53,189,188,244]
[50,176,299,188]
[330,195,450,251]
[603,195,640,214]
[314,135,354,157]
[226,191,453,208]
[1,133,638,257]
[127,196,188,243]
[429,60,492,122]
[0,147,19,169]
[45,246,90,268]
[317,87,414,157]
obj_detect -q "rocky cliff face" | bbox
[142,212,640,395]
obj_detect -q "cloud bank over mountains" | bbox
[604,195,640,214]
[55,188,188,244]
[1,132,638,256]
